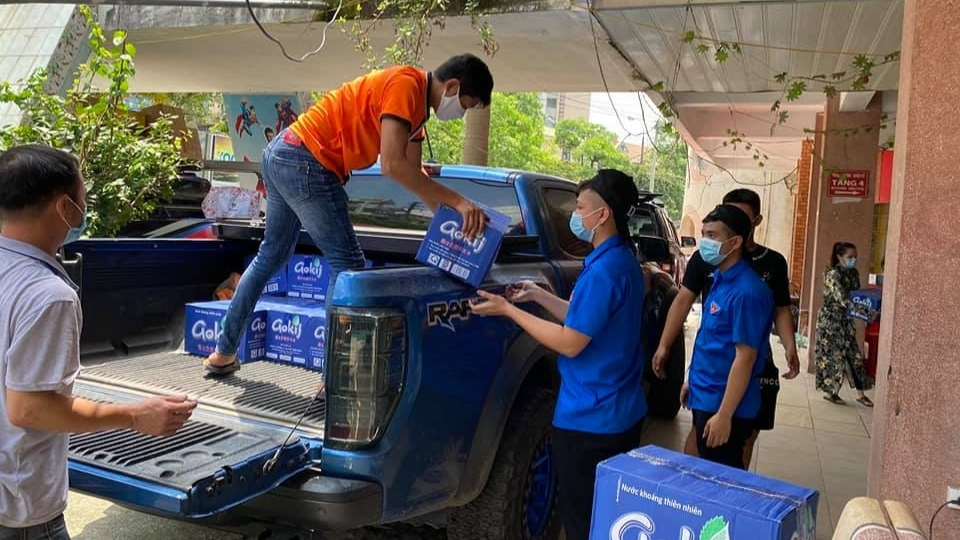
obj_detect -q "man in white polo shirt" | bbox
[0,144,198,539]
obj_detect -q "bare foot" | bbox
[204,352,237,369]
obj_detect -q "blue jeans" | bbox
[0,515,70,540]
[216,130,365,357]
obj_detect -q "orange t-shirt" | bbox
[289,66,429,181]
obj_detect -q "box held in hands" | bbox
[591,445,819,540]
[415,204,511,288]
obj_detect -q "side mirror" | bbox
[635,235,671,263]
[681,236,697,248]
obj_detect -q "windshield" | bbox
[345,175,526,235]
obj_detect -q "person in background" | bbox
[816,242,874,407]
[469,169,647,540]
[681,204,773,470]
[653,188,799,469]
[205,53,494,377]
[0,144,196,540]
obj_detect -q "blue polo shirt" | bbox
[688,259,774,419]
[555,237,647,434]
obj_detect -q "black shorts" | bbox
[754,346,780,431]
[692,410,754,470]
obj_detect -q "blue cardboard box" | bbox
[848,288,882,323]
[244,255,288,296]
[184,300,267,362]
[415,204,511,288]
[286,255,374,301]
[591,445,819,540]
[264,298,327,372]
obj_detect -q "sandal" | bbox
[203,358,241,378]
[857,396,874,408]
[823,394,846,405]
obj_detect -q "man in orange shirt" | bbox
[205,53,494,376]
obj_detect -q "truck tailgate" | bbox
[69,354,325,518]
[79,352,325,431]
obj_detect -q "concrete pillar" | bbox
[802,99,880,370]
[868,0,960,534]
[461,106,491,166]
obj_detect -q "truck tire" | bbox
[448,388,561,540]
[645,336,686,420]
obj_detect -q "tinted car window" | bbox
[542,187,592,258]
[345,175,525,234]
[629,207,661,237]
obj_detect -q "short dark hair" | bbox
[703,204,752,241]
[580,168,640,252]
[0,144,81,214]
[722,188,761,217]
[434,53,494,107]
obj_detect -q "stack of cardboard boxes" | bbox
[183,255,369,372]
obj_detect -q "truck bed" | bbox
[79,352,326,433]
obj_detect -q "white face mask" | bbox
[436,85,466,121]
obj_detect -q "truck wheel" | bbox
[448,388,561,540]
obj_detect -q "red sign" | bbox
[828,170,870,198]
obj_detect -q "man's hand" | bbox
[679,383,689,409]
[703,412,732,448]
[131,395,197,437]
[783,347,801,380]
[652,345,670,379]
[454,196,487,241]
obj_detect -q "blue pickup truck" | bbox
[61,163,683,540]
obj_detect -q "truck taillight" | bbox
[325,308,406,450]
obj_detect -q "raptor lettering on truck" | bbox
[426,298,472,332]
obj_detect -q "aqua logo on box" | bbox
[416,204,512,288]
[184,301,267,362]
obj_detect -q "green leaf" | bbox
[786,81,807,101]
[778,111,790,124]
[701,516,729,540]
[714,48,729,63]
[824,85,838,98]
[774,72,789,84]
[682,31,696,43]
[112,30,127,46]
[696,44,710,55]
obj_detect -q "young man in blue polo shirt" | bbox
[684,204,774,469]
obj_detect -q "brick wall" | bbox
[790,139,814,292]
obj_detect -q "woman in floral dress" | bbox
[815,241,874,407]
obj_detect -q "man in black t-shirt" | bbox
[653,189,800,469]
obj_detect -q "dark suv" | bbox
[629,190,697,287]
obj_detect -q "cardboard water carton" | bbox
[184,300,267,362]
[286,255,374,301]
[244,255,288,296]
[848,288,882,323]
[264,298,327,372]
[591,445,819,540]
[415,204,511,288]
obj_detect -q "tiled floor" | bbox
[640,320,874,540]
